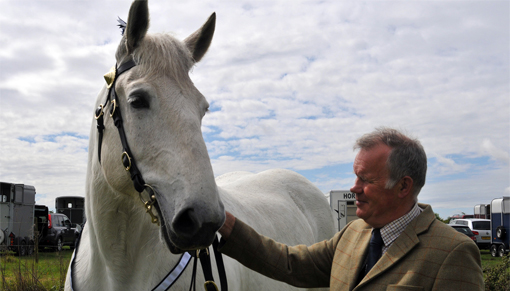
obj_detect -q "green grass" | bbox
[0,247,72,291]
[481,249,506,269]
[0,247,508,290]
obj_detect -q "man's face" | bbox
[350,143,400,228]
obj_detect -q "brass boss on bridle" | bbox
[96,59,159,225]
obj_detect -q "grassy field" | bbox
[0,248,72,291]
[481,249,505,268]
[0,248,508,290]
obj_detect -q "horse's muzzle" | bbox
[155,200,225,253]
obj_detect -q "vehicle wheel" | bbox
[27,240,34,256]
[496,226,506,239]
[498,244,506,257]
[491,244,499,257]
[56,237,63,252]
[19,241,27,257]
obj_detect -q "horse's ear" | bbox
[125,0,150,54]
[184,13,216,63]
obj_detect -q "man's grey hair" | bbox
[354,127,427,198]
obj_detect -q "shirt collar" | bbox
[380,203,423,248]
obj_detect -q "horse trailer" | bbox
[34,204,49,245]
[0,182,36,256]
[56,196,86,226]
[490,196,510,257]
[474,204,490,219]
[328,190,359,231]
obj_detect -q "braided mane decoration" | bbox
[117,17,127,35]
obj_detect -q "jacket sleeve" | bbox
[219,218,339,288]
[432,240,485,290]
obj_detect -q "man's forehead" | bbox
[357,144,392,159]
[354,145,391,171]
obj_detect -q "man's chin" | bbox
[355,207,366,220]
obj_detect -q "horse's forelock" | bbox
[131,34,195,89]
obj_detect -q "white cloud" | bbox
[0,0,508,217]
[481,138,510,164]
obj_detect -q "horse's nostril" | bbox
[172,209,200,237]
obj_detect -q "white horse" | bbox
[66,1,335,290]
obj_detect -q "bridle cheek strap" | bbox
[96,58,159,226]
[96,59,145,192]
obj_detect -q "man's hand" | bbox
[218,211,235,240]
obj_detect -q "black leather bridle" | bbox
[95,59,160,225]
[95,58,145,192]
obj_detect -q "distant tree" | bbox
[435,213,449,224]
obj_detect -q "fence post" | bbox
[35,230,39,264]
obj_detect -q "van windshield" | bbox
[472,221,490,230]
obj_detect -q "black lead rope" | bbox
[189,235,228,291]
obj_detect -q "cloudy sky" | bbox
[0,0,508,220]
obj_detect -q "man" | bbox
[218,127,484,290]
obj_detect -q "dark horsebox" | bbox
[55,196,86,227]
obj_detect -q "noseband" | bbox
[95,58,159,225]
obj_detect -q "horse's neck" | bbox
[83,138,164,261]
[81,177,177,289]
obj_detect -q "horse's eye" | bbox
[128,96,149,109]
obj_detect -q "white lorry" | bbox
[0,182,36,256]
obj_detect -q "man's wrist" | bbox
[218,211,235,240]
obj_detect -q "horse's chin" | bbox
[160,226,185,254]
[152,203,186,254]
[160,223,216,254]
[154,201,215,254]
[160,222,217,254]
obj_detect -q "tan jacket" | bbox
[220,204,484,291]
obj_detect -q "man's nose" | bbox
[350,178,361,194]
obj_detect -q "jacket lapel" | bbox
[358,204,435,286]
[348,228,372,289]
[370,227,420,277]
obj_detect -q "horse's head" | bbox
[96,0,224,253]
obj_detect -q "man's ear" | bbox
[398,176,414,199]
